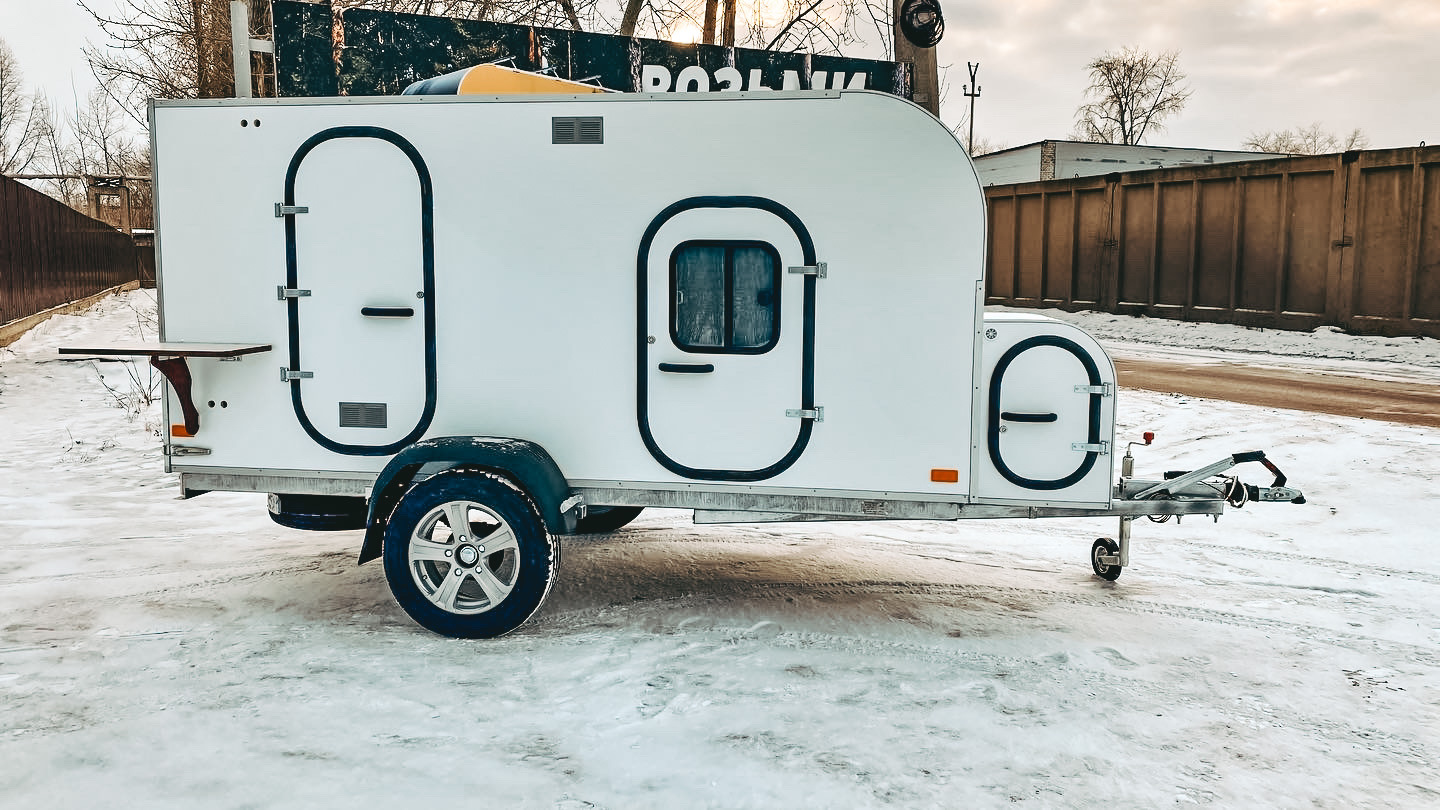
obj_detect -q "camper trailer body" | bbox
[64,91,1299,637]
[150,90,1117,511]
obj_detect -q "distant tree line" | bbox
[0,37,151,229]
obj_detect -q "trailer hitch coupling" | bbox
[1137,450,1306,505]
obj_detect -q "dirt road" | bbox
[1114,355,1440,428]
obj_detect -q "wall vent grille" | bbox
[552,116,603,144]
[339,402,388,428]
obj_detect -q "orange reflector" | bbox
[930,468,959,483]
[170,424,193,438]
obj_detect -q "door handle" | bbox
[1001,411,1058,423]
[361,306,415,318]
[658,362,714,374]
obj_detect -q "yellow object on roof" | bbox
[402,64,611,96]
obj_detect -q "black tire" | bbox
[572,505,644,534]
[1091,537,1122,581]
[382,472,556,638]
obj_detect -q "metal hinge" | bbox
[1075,383,1112,396]
[164,445,212,457]
[274,203,309,217]
[276,286,312,300]
[280,368,314,381]
[786,406,825,422]
[787,262,828,278]
[1072,441,1110,455]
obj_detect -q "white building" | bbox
[973,140,1286,186]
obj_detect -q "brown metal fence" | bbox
[985,145,1440,338]
[1,175,143,326]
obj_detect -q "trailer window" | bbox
[671,241,780,354]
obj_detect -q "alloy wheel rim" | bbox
[407,500,520,614]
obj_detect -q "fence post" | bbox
[1331,151,1361,329]
[1101,174,1122,311]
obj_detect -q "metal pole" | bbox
[963,62,981,154]
[230,0,252,98]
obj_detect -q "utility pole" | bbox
[192,0,206,97]
[963,62,981,155]
[892,0,940,117]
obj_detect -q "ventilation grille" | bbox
[339,402,388,429]
[552,116,603,144]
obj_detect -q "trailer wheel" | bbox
[573,506,644,534]
[382,472,556,638]
[1091,537,1122,581]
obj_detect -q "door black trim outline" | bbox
[987,335,1103,490]
[283,126,437,457]
[637,196,817,482]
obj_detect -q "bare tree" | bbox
[80,0,237,127]
[1244,123,1369,155]
[1073,47,1191,146]
[0,37,53,174]
[618,0,888,54]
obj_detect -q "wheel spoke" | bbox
[409,537,452,563]
[470,565,513,606]
[479,526,518,555]
[428,569,465,611]
[445,502,472,540]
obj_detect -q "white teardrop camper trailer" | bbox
[64,90,1304,638]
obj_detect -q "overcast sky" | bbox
[1,0,1436,151]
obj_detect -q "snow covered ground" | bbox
[1,291,1437,808]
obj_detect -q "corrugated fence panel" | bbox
[1285,171,1334,315]
[1119,183,1154,305]
[1417,165,1440,322]
[1238,174,1282,313]
[1073,188,1108,304]
[1155,181,1192,309]
[1015,194,1044,303]
[1042,191,1074,302]
[1353,164,1412,320]
[1193,178,1235,312]
[988,195,1016,300]
[984,146,1440,338]
[0,176,140,326]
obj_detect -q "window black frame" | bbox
[667,239,782,355]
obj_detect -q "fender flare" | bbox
[358,437,576,564]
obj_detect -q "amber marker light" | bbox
[931,468,959,483]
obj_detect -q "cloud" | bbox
[936,0,1439,149]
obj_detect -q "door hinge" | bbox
[1072,441,1110,455]
[787,262,828,278]
[280,368,314,381]
[164,444,212,457]
[786,406,825,422]
[274,203,309,217]
[276,286,312,300]
[1074,383,1112,396]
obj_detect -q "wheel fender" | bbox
[358,437,576,564]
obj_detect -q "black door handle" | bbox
[361,306,415,318]
[658,362,714,374]
[1001,411,1058,423]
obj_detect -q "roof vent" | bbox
[552,116,603,145]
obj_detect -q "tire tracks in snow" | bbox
[526,603,1435,768]
[1159,539,1440,587]
[578,578,1440,668]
